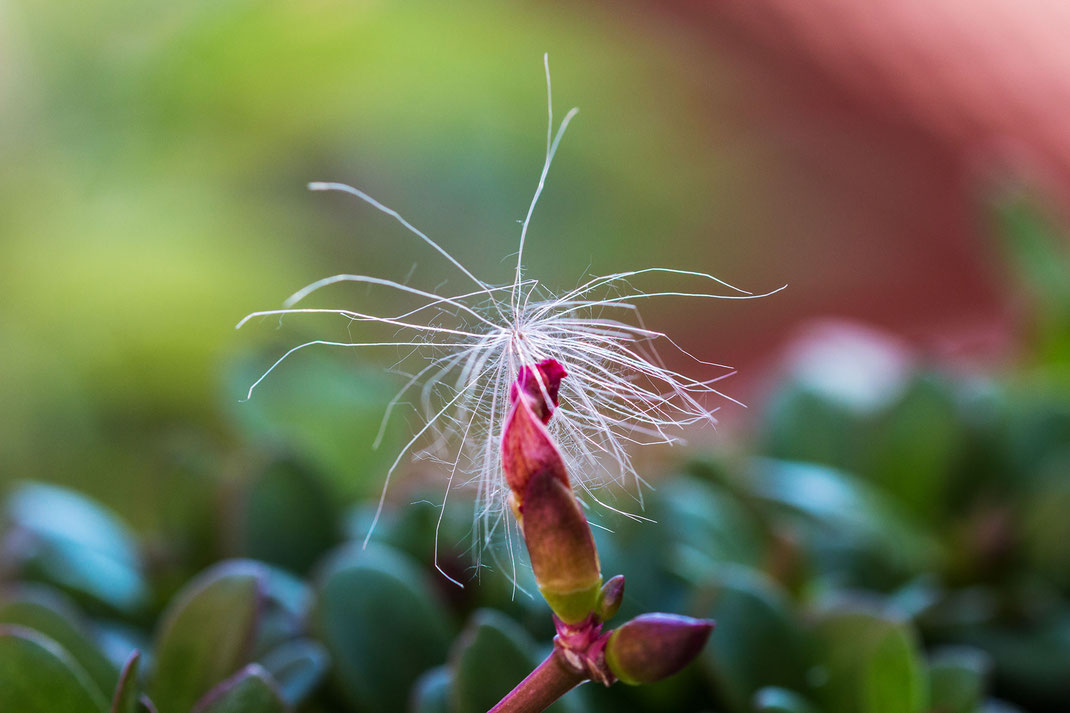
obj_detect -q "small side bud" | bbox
[604,613,714,685]
[597,575,625,621]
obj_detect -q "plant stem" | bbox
[488,650,586,713]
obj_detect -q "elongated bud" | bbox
[604,613,714,685]
[502,359,602,624]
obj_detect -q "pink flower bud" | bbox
[502,359,601,623]
[509,359,567,424]
[604,613,715,685]
[501,380,569,496]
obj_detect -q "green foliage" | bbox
[990,192,1070,365]
[691,566,808,711]
[411,667,453,713]
[812,609,926,713]
[2,482,148,614]
[258,639,330,707]
[0,626,109,713]
[148,562,265,713]
[927,647,990,713]
[3,198,1070,710]
[111,651,142,713]
[236,457,341,576]
[450,610,542,713]
[312,545,451,713]
[3,333,1069,713]
[191,665,288,713]
[2,3,1068,711]
[0,588,118,694]
[754,687,822,713]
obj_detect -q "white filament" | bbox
[237,54,783,587]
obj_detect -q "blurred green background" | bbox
[2,2,1070,712]
[2,0,790,521]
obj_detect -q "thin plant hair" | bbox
[237,54,784,589]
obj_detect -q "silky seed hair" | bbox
[238,55,784,587]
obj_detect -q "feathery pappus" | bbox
[237,55,783,586]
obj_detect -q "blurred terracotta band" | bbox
[662,0,1070,215]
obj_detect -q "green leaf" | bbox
[2,482,147,613]
[1003,378,1070,484]
[410,666,453,713]
[758,325,911,471]
[867,374,962,522]
[190,664,287,713]
[659,477,766,569]
[989,192,1070,363]
[0,625,108,712]
[450,610,578,713]
[813,609,926,713]
[746,459,935,586]
[259,639,329,706]
[312,545,451,713]
[591,513,679,622]
[237,457,339,575]
[935,610,1070,707]
[451,609,540,713]
[754,687,822,713]
[0,587,118,695]
[1022,468,1070,588]
[690,566,809,713]
[345,493,470,570]
[111,650,141,713]
[225,352,404,500]
[862,625,924,713]
[148,561,265,713]
[927,647,990,713]
[249,565,312,660]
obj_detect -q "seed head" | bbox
[237,55,783,586]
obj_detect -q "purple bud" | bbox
[598,575,625,621]
[604,613,715,685]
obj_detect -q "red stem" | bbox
[487,650,586,713]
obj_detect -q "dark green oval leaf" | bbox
[3,482,147,613]
[237,457,339,575]
[148,561,265,713]
[0,588,118,695]
[259,639,329,706]
[0,625,108,713]
[190,664,287,713]
[410,666,453,713]
[813,609,926,713]
[313,545,451,713]
[690,566,809,713]
[927,647,990,713]
[451,609,540,713]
